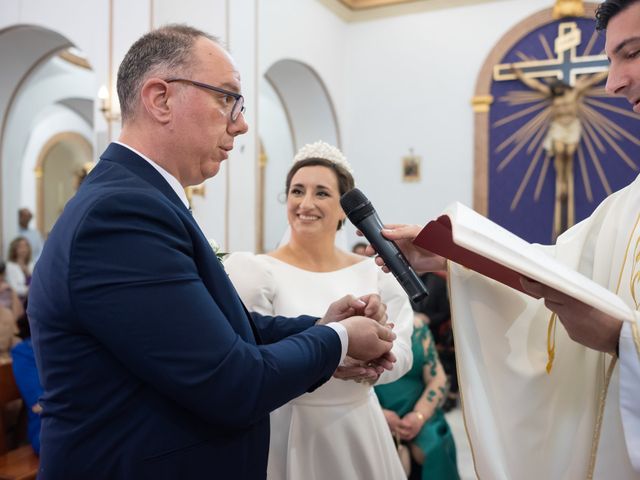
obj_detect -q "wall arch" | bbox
[0,24,95,253]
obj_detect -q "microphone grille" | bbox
[340,188,369,215]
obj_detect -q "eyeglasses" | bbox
[165,78,246,122]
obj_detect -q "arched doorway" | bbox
[35,133,93,236]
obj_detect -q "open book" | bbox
[414,202,635,323]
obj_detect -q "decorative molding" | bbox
[256,140,267,254]
[553,0,585,19]
[34,132,93,235]
[471,95,494,113]
[337,0,422,9]
[58,49,92,70]
[224,0,231,251]
[106,0,115,140]
[318,0,503,22]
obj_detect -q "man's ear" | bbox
[140,78,172,123]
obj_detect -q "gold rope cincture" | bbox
[586,212,640,478]
[546,313,557,374]
[587,357,617,479]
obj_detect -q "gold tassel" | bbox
[546,313,558,374]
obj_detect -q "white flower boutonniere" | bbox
[208,238,228,262]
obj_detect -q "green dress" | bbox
[375,324,459,480]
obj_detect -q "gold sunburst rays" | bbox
[587,88,613,98]
[582,30,600,57]
[584,97,640,120]
[580,121,613,195]
[540,34,555,60]
[582,104,640,147]
[494,86,640,211]
[493,96,548,128]
[515,51,536,62]
[496,108,551,171]
[510,128,548,211]
[534,154,552,200]
[576,144,594,202]
[498,90,549,107]
[580,104,639,170]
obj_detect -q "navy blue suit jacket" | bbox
[28,143,342,479]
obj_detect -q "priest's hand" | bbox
[318,294,387,325]
[360,224,447,274]
[520,277,623,355]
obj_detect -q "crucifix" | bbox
[493,22,609,239]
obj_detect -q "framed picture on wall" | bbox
[402,154,421,182]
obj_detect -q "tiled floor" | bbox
[445,406,476,480]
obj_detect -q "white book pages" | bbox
[418,202,635,323]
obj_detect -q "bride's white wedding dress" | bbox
[225,253,413,480]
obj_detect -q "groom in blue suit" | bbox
[28,25,395,479]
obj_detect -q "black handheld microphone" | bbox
[340,188,428,303]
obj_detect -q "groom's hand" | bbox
[341,316,395,362]
[318,294,387,325]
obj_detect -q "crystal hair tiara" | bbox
[293,141,354,175]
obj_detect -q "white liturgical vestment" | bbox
[450,174,640,479]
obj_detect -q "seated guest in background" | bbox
[412,272,458,411]
[0,261,22,358]
[11,310,42,455]
[226,141,414,480]
[0,260,24,320]
[18,208,43,264]
[375,312,460,480]
[6,237,32,301]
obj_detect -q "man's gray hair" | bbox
[116,24,220,122]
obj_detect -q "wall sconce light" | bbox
[98,85,121,122]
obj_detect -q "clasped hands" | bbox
[318,294,396,384]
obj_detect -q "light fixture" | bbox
[98,85,121,122]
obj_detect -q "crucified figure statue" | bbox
[511,66,608,238]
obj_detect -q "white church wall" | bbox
[343,0,556,243]
[259,78,296,252]
[225,0,258,252]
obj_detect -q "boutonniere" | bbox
[208,238,228,262]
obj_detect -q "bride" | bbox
[225,141,413,479]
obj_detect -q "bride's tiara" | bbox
[293,141,354,175]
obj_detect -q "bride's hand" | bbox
[333,351,396,383]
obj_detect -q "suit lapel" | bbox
[99,143,263,345]
[99,143,189,214]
